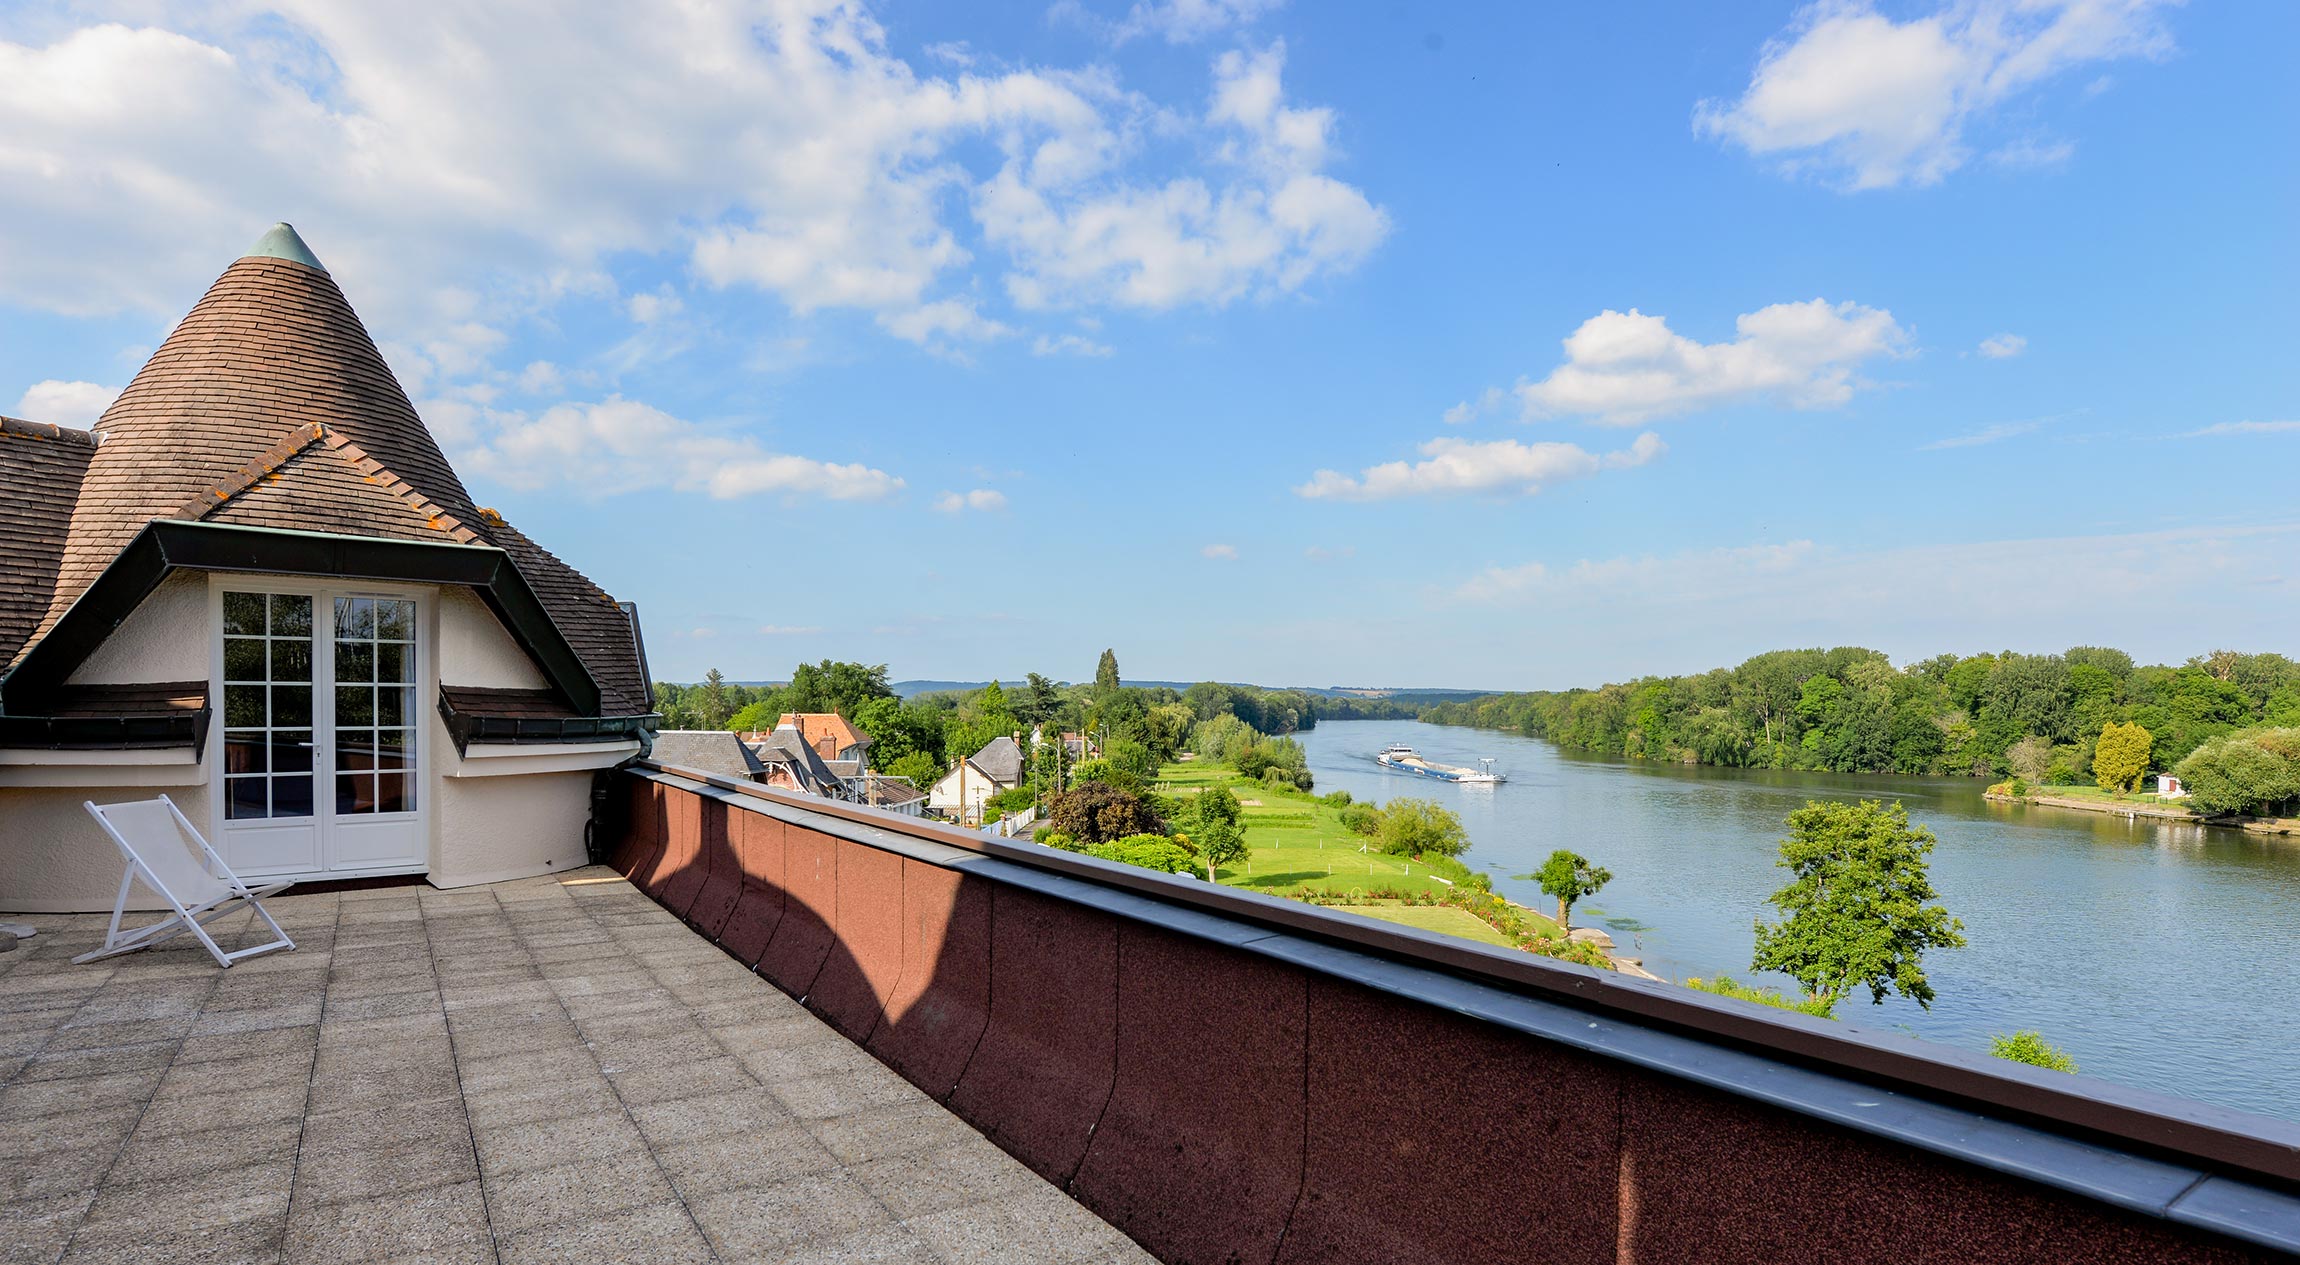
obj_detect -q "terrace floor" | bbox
[0,867,1155,1265]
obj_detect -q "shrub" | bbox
[1321,790,1353,807]
[988,786,1035,812]
[2173,727,2300,817]
[1086,835,1196,875]
[1685,974,1837,1019]
[1375,798,1468,858]
[1046,782,1166,845]
[1035,830,1080,852]
[1991,1030,2078,1072]
[1338,803,1384,836]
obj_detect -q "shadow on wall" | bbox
[609,776,2257,1265]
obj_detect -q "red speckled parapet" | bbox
[948,884,1117,1186]
[755,824,837,997]
[617,770,2288,1265]
[1280,977,1623,1265]
[685,797,740,939]
[654,786,707,915]
[867,859,992,1100]
[1614,1073,2262,1265]
[807,839,905,1042]
[1074,923,1306,1265]
[717,810,786,967]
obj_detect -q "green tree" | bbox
[883,751,940,790]
[1991,1031,2077,1073]
[2093,720,2152,793]
[1750,800,1966,1009]
[1095,649,1121,695]
[2173,728,2300,817]
[1046,782,1165,845]
[1374,798,1468,858]
[1531,850,1612,934]
[698,668,732,729]
[1178,785,1249,882]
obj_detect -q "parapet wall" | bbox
[610,765,2299,1264]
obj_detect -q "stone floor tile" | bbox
[739,1032,883,1083]
[39,1016,195,1052]
[605,1055,754,1105]
[687,1171,893,1260]
[17,1039,176,1083]
[776,1224,942,1265]
[494,1200,716,1265]
[628,1085,793,1147]
[652,1122,844,1197]
[281,1176,492,1265]
[479,1151,676,1236]
[60,1209,287,1265]
[462,1075,622,1130]
[186,998,324,1037]
[314,1010,449,1048]
[318,989,440,1024]
[0,1101,141,1161]
[473,1111,648,1178]
[457,1044,599,1094]
[136,1080,309,1135]
[803,1101,980,1166]
[0,1067,167,1119]
[448,1017,582,1061]
[111,1118,303,1186]
[174,1023,319,1065]
[771,1067,929,1121]
[0,1187,96,1265]
[848,1139,1046,1220]
[2,1143,117,1203]
[304,1059,460,1118]
[81,1159,293,1236]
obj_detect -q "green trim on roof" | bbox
[245,222,326,272]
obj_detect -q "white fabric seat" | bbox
[75,795,294,968]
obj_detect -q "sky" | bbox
[3,0,2294,690]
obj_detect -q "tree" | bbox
[1178,784,1249,882]
[1531,850,1612,934]
[2093,721,2152,793]
[1750,800,1966,1009]
[883,751,940,790]
[1374,798,1468,858]
[1095,649,1121,695]
[698,669,732,729]
[2173,728,2300,817]
[1046,782,1165,845]
[1991,1031,2077,1073]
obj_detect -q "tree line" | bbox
[1422,646,2300,794]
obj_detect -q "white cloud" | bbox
[626,288,684,324]
[1059,0,1281,45]
[1920,418,2042,450]
[1442,386,1505,426]
[1695,0,2175,190]
[13,379,120,426]
[2185,420,2300,438]
[878,300,1013,347]
[1987,138,2075,170]
[1515,300,1909,425]
[0,3,1382,351]
[933,488,1009,512]
[1032,333,1115,357]
[1296,432,1664,501]
[1459,541,1820,603]
[1202,543,1238,559]
[979,42,1389,311]
[449,396,902,501]
[1977,332,2027,358]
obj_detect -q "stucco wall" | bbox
[436,586,549,689]
[428,769,595,889]
[64,570,208,685]
[0,783,215,913]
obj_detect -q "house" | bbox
[774,711,872,764]
[2155,773,2188,799]
[0,224,654,910]
[852,772,928,817]
[650,730,768,783]
[928,734,1026,822]
[744,723,845,797]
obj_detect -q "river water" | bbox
[1291,719,2300,1123]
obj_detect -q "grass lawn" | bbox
[1154,762,1562,940]
[1335,902,1517,948]
[2012,784,2195,813]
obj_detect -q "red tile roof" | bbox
[0,416,95,665]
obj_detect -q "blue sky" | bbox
[3,1,2293,688]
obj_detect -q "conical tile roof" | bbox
[19,228,651,715]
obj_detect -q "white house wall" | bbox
[64,570,208,685]
[436,586,550,690]
[427,769,596,889]
[0,783,216,912]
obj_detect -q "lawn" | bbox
[1335,902,1517,948]
[1154,762,1562,941]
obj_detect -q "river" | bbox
[1290,719,2300,1123]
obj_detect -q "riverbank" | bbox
[1982,788,2300,836]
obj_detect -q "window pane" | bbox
[227,776,269,820]
[273,685,312,728]
[223,592,266,636]
[377,686,408,727]
[375,642,408,683]
[336,733,374,771]
[375,600,412,641]
[372,744,408,772]
[376,727,411,753]
[271,639,311,682]
[224,638,265,682]
[336,772,373,815]
[224,684,265,728]
[337,687,373,726]
[224,731,266,775]
[272,775,313,819]
[272,730,313,774]
[336,597,374,639]
[271,594,312,638]
[336,642,374,682]
[375,773,410,814]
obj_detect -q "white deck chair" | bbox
[75,796,295,968]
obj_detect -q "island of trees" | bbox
[1422,646,2300,818]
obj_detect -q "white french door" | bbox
[214,584,426,879]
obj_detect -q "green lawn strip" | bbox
[1333,902,1517,948]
